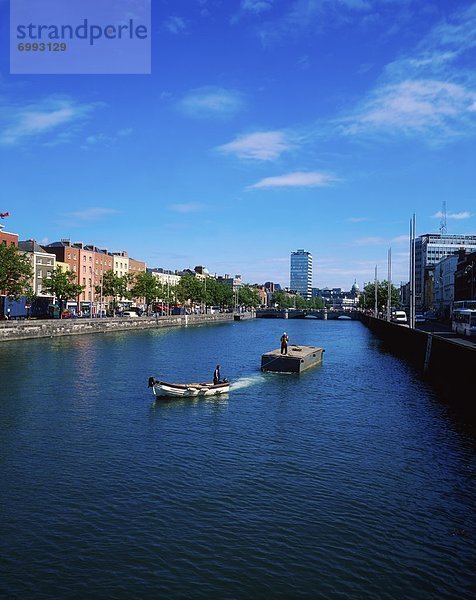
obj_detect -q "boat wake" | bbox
[230,374,265,391]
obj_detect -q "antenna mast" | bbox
[439,201,447,235]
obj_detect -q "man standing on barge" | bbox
[280,332,289,355]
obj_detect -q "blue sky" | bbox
[1,0,475,289]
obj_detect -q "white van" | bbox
[391,310,408,323]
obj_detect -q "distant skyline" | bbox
[1,0,475,289]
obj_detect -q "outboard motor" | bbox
[148,377,156,388]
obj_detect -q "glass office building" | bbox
[290,249,312,299]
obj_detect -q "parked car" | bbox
[122,311,138,318]
[391,310,408,323]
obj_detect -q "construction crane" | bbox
[0,212,10,219]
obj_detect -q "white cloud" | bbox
[65,208,118,221]
[0,97,98,145]
[432,210,473,220]
[118,128,133,137]
[297,55,311,70]
[178,87,244,119]
[248,171,336,189]
[83,127,133,148]
[164,16,187,34]
[241,0,274,13]
[256,0,402,46]
[217,131,294,160]
[85,133,108,145]
[347,216,371,222]
[338,4,476,142]
[391,235,410,244]
[353,234,410,246]
[343,79,476,138]
[169,203,205,213]
[353,236,387,246]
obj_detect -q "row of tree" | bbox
[0,245,262,316]
[357,281,400,312]
[271,282,401,312]
[271,290,325,309]
[1,244,403,317]
[123,272,261,314]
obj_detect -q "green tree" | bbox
[160,281,175,308]
[98,270,131,315]
[201,278,234,309]
[42,268,84,318]
[307,296,324,309]
[238,285,260,308]
[272,290,294,308]
[215,281,234,308]
[294,294,307,309]
[130,271,161,314]
[121,272,135,302]
[0,244,33,299]
[359,281,399,312]
[176,274,205,305]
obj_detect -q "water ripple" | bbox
[1,320,475,599]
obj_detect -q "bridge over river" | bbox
[256,308,361,320]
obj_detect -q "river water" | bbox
[1,319,474,599]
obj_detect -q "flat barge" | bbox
[261,345,325,373]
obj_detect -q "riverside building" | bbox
[18,240,56,297]
[415,234,476,310]
[290,249,312,300]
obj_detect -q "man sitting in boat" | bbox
[213,365,221,385]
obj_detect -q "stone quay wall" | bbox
[0,312,255,343]
[360,315,476,408]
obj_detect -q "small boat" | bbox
[148,377,230,398]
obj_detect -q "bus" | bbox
[451,306,476,337]
[452,300,476,311]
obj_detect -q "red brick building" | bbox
[0,227,18,247]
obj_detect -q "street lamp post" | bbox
[100,270,104,317]
[464,264,474,300]
[374,265,378,318]
[387,248,392,322]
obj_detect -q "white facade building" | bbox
[18,240,56,297]
[433,254,459,317]
[415,234,476,309]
